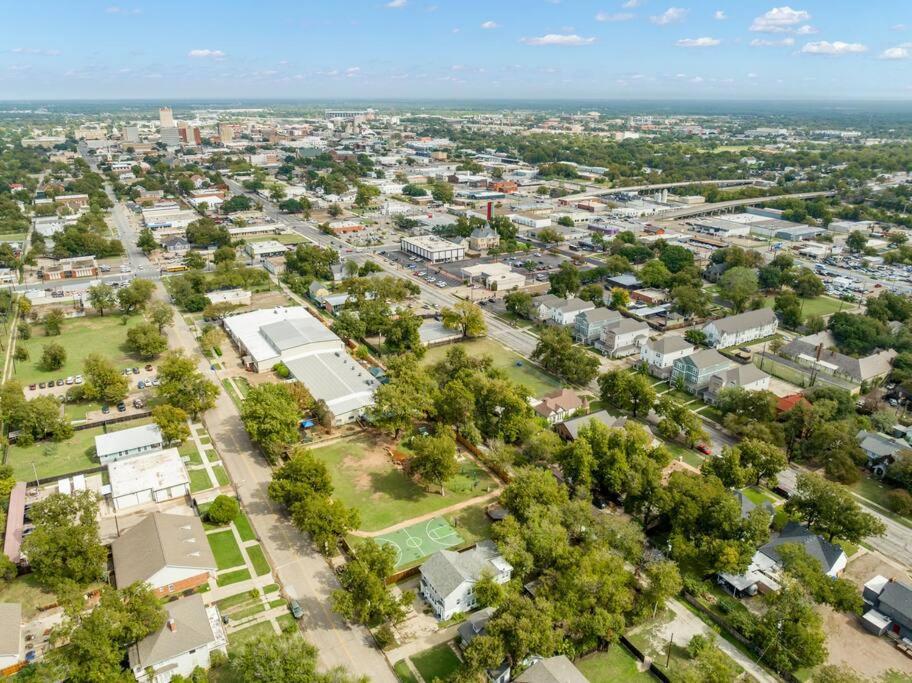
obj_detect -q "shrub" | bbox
[206,495,240,525]
[887,489,912,516]
[373,624,396,650]
[682,576,707,598]
[273,362,290,379]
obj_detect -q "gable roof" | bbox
[733,490,775,520]
[112,513,217,588]
[781,333,897,382]
[711,363,769,388]
[516,656,588,683]
[759,522,845,573]
[576,308,621,325]
[457,606,495,647]
[679,349,732,371]
[647,334,694,355]
[129,594,216,669]
[420,540,510,598]
[558,410,629,440]
[856,431,908,459]
[706,308,777,335]
[95,423,163,459]
[535,294,564,310]
[878,580,912,623]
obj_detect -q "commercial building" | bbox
[159,107,174,128]
[401,235,465,263]
[160,126,181,148]
[245,240,288,259]
[95,424,165,465]
[112,513,217,598]
[107,449,190,512]
[217,123,235,143]
[461,262,524,291]
[41,257,98,281]
[205,289,251,307]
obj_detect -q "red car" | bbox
[696,443,712,455]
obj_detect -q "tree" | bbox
[146,300,175,332]
[737,438,787,486]
[752,584,827,673]
[369,356,436,438]
[431,181,454,203]
[157,350,219,417]
[532,327,600,385]
[186,217,230,246]
[382,310,424,356]
[332,539,411,626]
[409,431,459,494]
[151,404,190,444]
[793,268,825,298]
[441,300,486,338]
[136,227,157,254]
[327,202,343,218]
[504,291,534,319]
[206,495,240,525]
[117,278,155,314]
[43,308,64,336]
[609,287,630,310]
[719,266,758,313]
[500,467,569,523]
[241,383,300,462]
[354,184,380,209]
[291,494,359,554]
[126,322,168,359]
[785,473,886,543]
[578,283,604,306]
[659,244,694,273]
[597,369,657,418]
[846,230,868,253]
[778,544,863,613]
[639,259,671,288]
[82,353,128,403]
[548,261,579,296]
[183,250,206,270]
[22,490,107,589]
[671,285,710,318]
[685,635,739,683]
[228,630,364,683]
[87,283,116,317]
[827,312,889,356]
[775,290,803,328]
[41,342,66,370]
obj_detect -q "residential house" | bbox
[0,603,21,671]
[640,334,695,378]
[554,410,659,443]
[95,424,164,465]
[671,349,735,393]
[532,389,587,425]
[419,540,512,620]
[112,513,217,597]
[574,308,621,344]
[515,655,588,683]
[606,273,642,291]
[704,364,771,404]
[536,296,594,326]
[458,607,495,648]
[861,576,912,639]
[733,490,775,521]
[129,594,227,683]
[702,309,778,349]
[534,294,564,322]
[718,522,847,597]
[596,317,650,358]
[857,430,910,477]
[780,331,897,384]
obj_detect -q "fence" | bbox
[73,409,152,432]
[617,636,670,683]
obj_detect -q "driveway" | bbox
[162,285,396,682]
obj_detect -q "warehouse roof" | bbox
[284,353,378,418]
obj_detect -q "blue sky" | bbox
[1,1,911,100]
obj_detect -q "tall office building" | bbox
[159,107,174,128]
[123,125,140,143]
[160,126,181,148]
[218,122,234,143]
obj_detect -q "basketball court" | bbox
[375,516,465,569]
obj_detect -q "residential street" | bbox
[162,287,396,682]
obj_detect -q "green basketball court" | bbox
[375,516,464,569]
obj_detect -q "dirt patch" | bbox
[844,551,911,588]
[341,436,398,492]
[250,290,294,309]
[766,377,803,398]
[818,605,912,678]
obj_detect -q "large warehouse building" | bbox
[401,235,465,263]
[222,306,377,424]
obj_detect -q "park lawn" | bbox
[208,530,245,570]
[420,337,561,398]
[393,661,418,683]
[311,434,497,532]
[212,464,230,487]
[576,647,651,682]
[410,643,461,683]
[14,314,147,385]
[6,417,154,482]
[227,620,274,648]
[189,468,215,493]
[246,544,271,576]
[217,568,251,587]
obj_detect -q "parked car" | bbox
[151,378,160,386]
[56,379,64,387]
[138,380,145,389]
[289,600,304,619]
[65,376,74,385]
[29,384,36,390]
[132,367,140,375]
[696,443,712,455]
[102,404,110,414]
[145,364,153,372]
[116,402,126,412]
[74,375,83,385]
[133,398,144,409]
[38,382,46,389]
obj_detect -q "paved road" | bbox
[655,190,837,221]
[860,504,912,569]
[164,290,395,682]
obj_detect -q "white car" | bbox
[436,281,447,288]
[74,375,84,385]
[65,376,74,385]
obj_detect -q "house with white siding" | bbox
[702,309,778,349]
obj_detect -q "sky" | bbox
[1,1,911,101]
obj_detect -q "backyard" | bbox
[409,642,462,683]
[310,433,498,532]
[14,313,147,385]
[420,337,561,398]
[576,646,652,682]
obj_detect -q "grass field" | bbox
[234,511,257,541]
[208,530,245,570]
[420,337,561,397]
[217,568,251,587]
[576,647,652,682]
[246,544,271,576]
[311,434,497,532]
[410,643,462,683]
[761,294,847,322]
[189,468,215,493]
[6,417,153,481]
[0,574,58,619]
[446,503,493,546]
[753,356,808,388]
[740,485,781,506]
[14,314,147,385]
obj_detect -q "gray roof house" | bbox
[671,349,735,392]
[516,655,588,683]
[781,332,897,384]
[861,576,912,639]
[458,606,495,648]
[856,430,909,476]
[733,490,775,521]
[95,424,164,465]
[574,308,621,343]
[419,540,512,620]
[704,364,771,404]
[556,410,630,441]
[702,308,778,349]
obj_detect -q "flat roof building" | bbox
[245,240,289,259]
[95,424,164,465]
[108,448,190,512]
[401,235,465,263]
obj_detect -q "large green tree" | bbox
[156,350,219,417]
[241,383,300,462]
[785,473,885,543]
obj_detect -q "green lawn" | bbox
[276,614,297,632]
[753,356,808,388]
[761,294,848,322]
[217,591,260,611]
[14,314,147,385]
[740,485,781,506]
[662,440,704,468]
[217,568,251,587]
[6,417,154,482]
[850,477,912,525]
[62,400,104,422]
[446,504,493,546]
[576,647,651,682]
[227,621,275,647]
[311,434,497,532]
[246,544,271,576]
[420,337,561,397]
[235,512,257,541]
[212,464,230,487]
[0,574,58,619]
[410,643,461,683]
[393,661,418,683]
[189,468,215,493]
[208,530,245,570]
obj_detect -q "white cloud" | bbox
[386,0,407,7]
[747,72,759,79]
[480,20,499,29]
[520,33,596,46]
[595,11,634,22]
[10,47,61,56]
[676,37,720,47]
[714,10,726,20]
[795,24,818,35]
[345,66,361,76]
[105,5,141,14]
[623,0,643,7]
[451,27,460,33]
[880,43,912,60]
[892,24,908,31]
[750,6,810,33]
[187,49,226,58]
[650,7,688,25]
[750,37,795,47]
[801,41,867,55]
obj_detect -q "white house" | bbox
[108,449,190,512]
[536,296,595,326]
[419,541,512,620]
[0,603,21,670]
[702,309,778,349]
[129,594,227,683]
[596,318,650,358]
[704,364,771,404]
[640,334,695,377]
[95,424,165,465]
[112,513,217,598]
